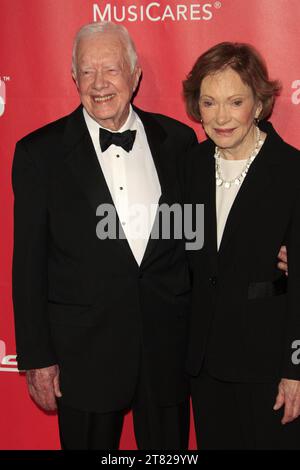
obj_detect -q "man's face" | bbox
[74,32,141,131]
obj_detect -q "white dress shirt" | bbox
[83,106,161,265]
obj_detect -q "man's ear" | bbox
[72,71,79,88]
[132,66,142,93]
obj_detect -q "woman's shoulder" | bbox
[261,121,300,157]
[275,137,300,173]
[282,141,300,159]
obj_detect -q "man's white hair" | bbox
[72,21,138,77]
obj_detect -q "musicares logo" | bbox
[93,1,222,23]
[0,339,18,372]
[0,79,6,117]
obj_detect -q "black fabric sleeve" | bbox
[12,140,57,370]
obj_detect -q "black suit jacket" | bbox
[12,105,197,412]
[185,121,300,383]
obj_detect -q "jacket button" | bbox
[209,276,217,286]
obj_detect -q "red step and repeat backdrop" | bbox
[1,0,300,450]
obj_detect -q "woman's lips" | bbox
[214,128,236,136]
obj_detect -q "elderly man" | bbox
[12,21,198,449]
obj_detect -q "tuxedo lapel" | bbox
[62,106,138,267]
[134,107,167,193]
[133,108,171,267]
[65,130,113,212]
[61,106,181,268]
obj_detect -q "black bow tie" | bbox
[99,128,136,153]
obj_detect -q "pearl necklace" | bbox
[215,126,264,189]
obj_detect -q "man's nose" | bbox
[93,70,108,89]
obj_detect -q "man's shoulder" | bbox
[187,138,214,159]
[150,111,193,131]
[134,106,196,137]
[184,138,214,175]
[17,107,81,148]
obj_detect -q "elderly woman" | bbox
[183,42,300,449]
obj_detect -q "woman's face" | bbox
[199,67,262,157]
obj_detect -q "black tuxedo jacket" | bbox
[12,105,197,412]
[185,121,300,383]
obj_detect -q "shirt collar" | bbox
[83,105,137,135]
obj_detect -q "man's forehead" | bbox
[78,32,124,54]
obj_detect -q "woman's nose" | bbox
[215,104,230,125]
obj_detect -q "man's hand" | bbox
[26,364,62,411]
[273,378,300,424]
[277,245,288,275]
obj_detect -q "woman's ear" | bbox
[255,101,263,119]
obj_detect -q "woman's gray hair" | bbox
[72,21,138,77]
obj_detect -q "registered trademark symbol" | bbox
[214,1,222,8]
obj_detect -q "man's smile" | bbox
[93,93,116,103]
